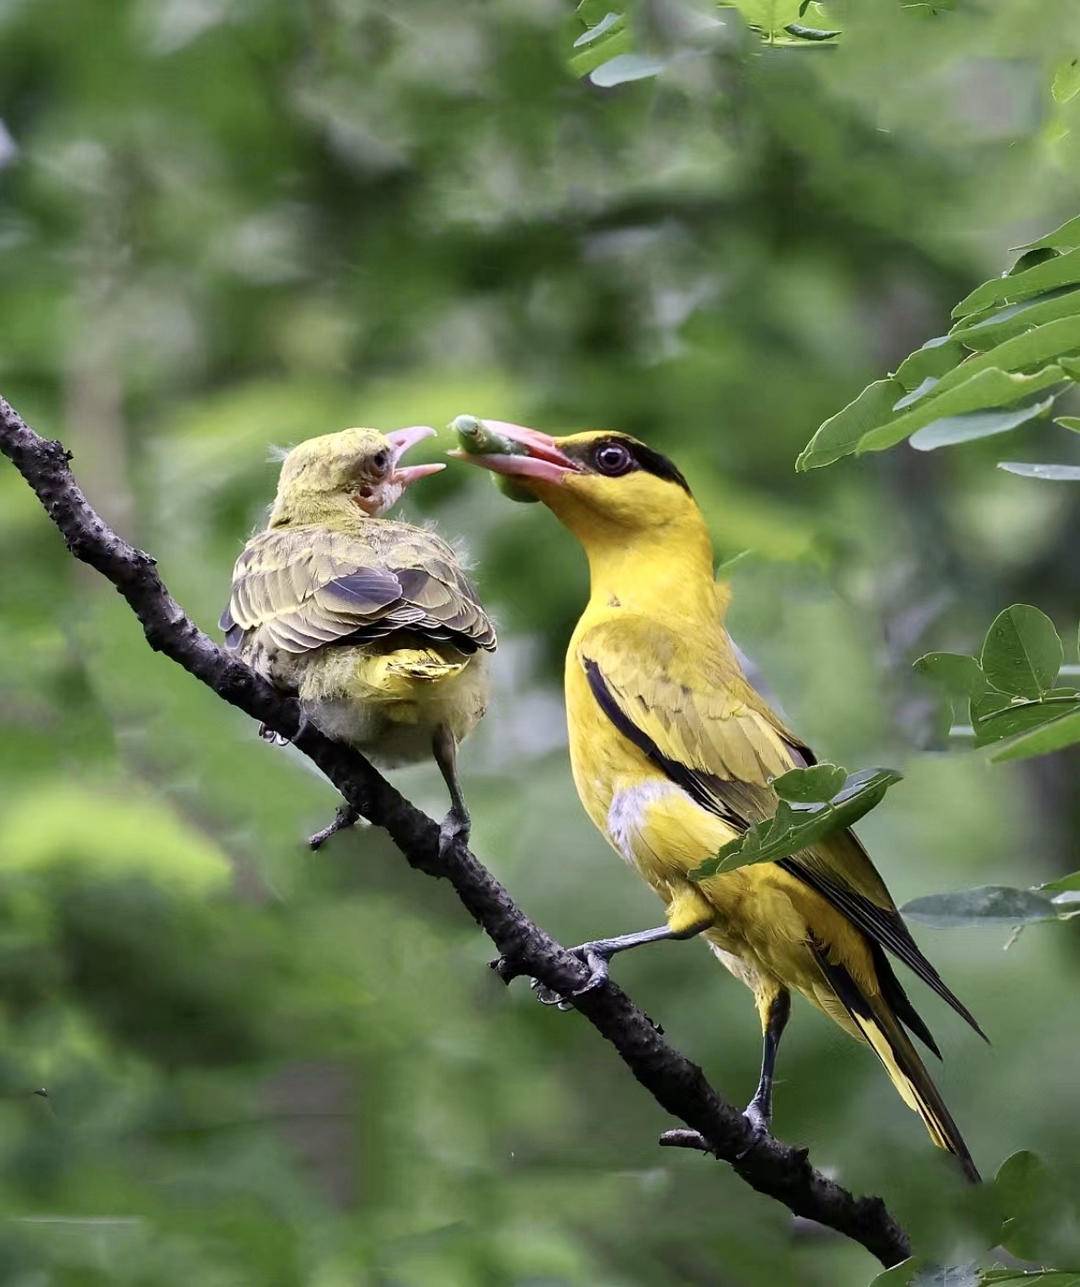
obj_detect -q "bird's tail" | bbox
[355,647,468,701]
[813,946,980,1183]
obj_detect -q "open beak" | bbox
[448,418,580,485]
[386,425,446,487]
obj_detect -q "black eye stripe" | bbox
[582,436,692,494]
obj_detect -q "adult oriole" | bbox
[455,420,983,1181]
[222,426,496,851]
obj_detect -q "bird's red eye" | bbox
[592,441,633,476]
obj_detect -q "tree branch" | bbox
[0,393,911,1269]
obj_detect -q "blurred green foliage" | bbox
[2,1,1080,1283]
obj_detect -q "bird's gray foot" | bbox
[528,941,614,1009]
[437,804,470,860]
[259,712,312,748]
[736,1097,772,1158]
[309,804,360,851]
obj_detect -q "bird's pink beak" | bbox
[448,419,580,485]
[385,425,446,487]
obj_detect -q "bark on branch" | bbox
[0,393,911,1269]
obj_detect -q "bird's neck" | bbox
[269,494,371,532]
[578,512,728,624]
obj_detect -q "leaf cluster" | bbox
[569,0,842,87]
[915,604,1080,763]
[798,216,1080,474]
[691,763,901,879]
[870,1150,1080,1285]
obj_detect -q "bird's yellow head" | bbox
[268,425,444,526]
[451,420,700,546]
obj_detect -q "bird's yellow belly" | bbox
[573,752,866,1015]
[284,644,489,767]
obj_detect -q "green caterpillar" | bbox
[450,414,539,503]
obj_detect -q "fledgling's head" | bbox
[269,426,443,526]
[452,420,700,544]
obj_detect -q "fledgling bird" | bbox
[455,419,985,1181]
[221,425,496,852]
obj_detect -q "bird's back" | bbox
[222,517,495,761]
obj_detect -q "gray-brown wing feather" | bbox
[220,525,496,657]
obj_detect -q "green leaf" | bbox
[573,10,622,46]
[870,1261,980,1287]
[1009,248,1063,278]
[913,652,988,697]
[980,604,1063,699]
[795,377,907,470]
[949,287,1080,351]
[1041,869,1080,893]
[1052,58,1080,105]
[589,52,669,86]
[972,696,1077,746]
[1014,214,1080,253]
[894,376,940,409]
[995,1150,1080,1264]
[997,461,1080,480]
[772,762,847,802]
[727,0,804,37]
[690,767,901,880]
[856,367,1065,455]
[902,886,1060,927]
[1060,354,1080,379]
[982,1272,1080,1286]
[782,22,841,40]
[570,27,634,77]
[917,315,1080,401]
[909,396,1056,451]
[952,247,1080,319]
[989,704,1080,761]
[1056,416,1080,432]
[893,336,968,390]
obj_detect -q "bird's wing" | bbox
[577,616,985,1039]
[220,526,496,656]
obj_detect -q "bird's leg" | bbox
[531,924,693,1008]
[740,988,791,1147]
[432,724,470,859]
[308,802,361,851]
[528,887,714,1006]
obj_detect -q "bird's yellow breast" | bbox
[564,604,730,888]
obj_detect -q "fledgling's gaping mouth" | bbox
[448,418,581,485]
[385,425,446,487]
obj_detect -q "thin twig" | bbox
[0,393,911,1269]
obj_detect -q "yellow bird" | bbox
[222,426,496,851]
[456,420,984,1181]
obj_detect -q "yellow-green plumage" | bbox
[461,423,983,1180]
[225,519,493,762]
[222,427,495,847]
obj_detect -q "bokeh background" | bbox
[1,2,1079,1283]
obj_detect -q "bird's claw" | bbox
[437,807,471,860]
[527,942,613,1009]
[735,1099,771,1159]
[530,977,574,1010]
[308,804,361,851]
